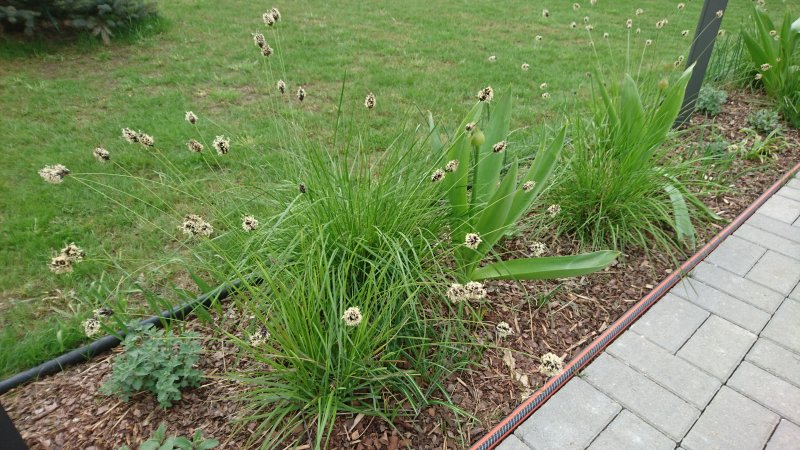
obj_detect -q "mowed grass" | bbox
[0,0,758,376]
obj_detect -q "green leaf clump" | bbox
[100,324,202,408]
[116,422,219,450]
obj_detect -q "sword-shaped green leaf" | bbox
[471,251,619,281]
[473,90,512,205]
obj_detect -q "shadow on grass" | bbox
[0,15,169,60]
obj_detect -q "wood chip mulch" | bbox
[3,90,799,450]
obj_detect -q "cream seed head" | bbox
[277,79,286,94]
[180,214,213,238]
[364,92,376,109]
[626,19,633,28]
[583,16,590,23]
[39,164,70,184]
[573,3,580,11]
[755,73,763,80]
[83,317,101,337]
[492,140,507,153]
[270,7,281,21]
[542,9,549,18]
[522,180,536,192]
[465,122,477,132]
[187,139,204,153]
[681,29,690,37]
[548,204,561,217]
[253,33,266,48]
[248,326,270,346]
[465,281,487,300]
[590,0,597,5]
[261,44,274,57]
[445,159,459,173]
[585,24,594,31]
[541,92,551,99]
[477,86,494,102]
[717,29,725,36]
[263,12,275,26]
[521,63,530,70]
[185,111,197,124]
[342,306,363,326]
[212,135,230,155]
[431,169,445,183]
[539,82,548,90]
[49,254,72,274]
[656,20,665,29]
[464,232,482,250]
[715,10,723,18]
[636,27,641,34]
[61,243,85,261]
[529,241,546,257]
[93,147,110,162]
[645,39,653,46]
[297,86,306,102]
[677,3,685,11]
[535,35,543,41]
[241,215,259,232]
[137,132,154,147]
[603,32,609,39]
[538,352,565,377]
[446,283,467,303]
[496,321,513,339]
[570,21,577,29]
[488,55,497,62]
[635,8,644,16]
[761,63,772,71]
[121,127,138,143]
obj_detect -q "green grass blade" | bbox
[664,182,696,248]
[471,251,619,281]
[473,90,512,205]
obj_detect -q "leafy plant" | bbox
[549,67,721,254]
[695,85,728,116]
[116,423,219,450]
[99,324,202,407]
[746,108,782,135]
[742,6,800,127]
[731,128,785,162]
[428,91,618,282]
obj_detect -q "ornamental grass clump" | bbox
[742,6,800,127]
[549,67,721,254]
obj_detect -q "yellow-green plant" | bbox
[429,91,618,282]
[742,7,800,127]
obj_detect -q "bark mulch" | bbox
[3,91,799,450]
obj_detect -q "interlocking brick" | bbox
[705,235,766,276]
[747,213,800,244]
[587,410,674,450]
[788,177,800,189]
[746,338,800,388]
[671,279,770,333]
[758,194,800,223]
[497,434,530,450]
[735,225,800,263]
[777,187,800,202]
[689,261,783,312]
[607,332,720,408]
[682,387,779,450]
[516,378,620,450]
[582,354,699,441]
[762,299,800,358]
[746,251,800,295]
[677,315,756,381]
[728,362,800,425]
[630,294,709,353]
[765,420,800,450]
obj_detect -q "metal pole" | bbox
[675,0,729,126]
[0,404,27,450]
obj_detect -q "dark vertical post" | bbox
[0,404,27,450]
[675,0,729,126]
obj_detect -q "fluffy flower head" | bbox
[342,306,363,326]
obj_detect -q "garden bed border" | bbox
[471,160,800,450]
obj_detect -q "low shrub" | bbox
[99,324,202,407]
[117,423,218,450]
[0,0,157,42]
[747,108,782,135]
[695,85,728,116]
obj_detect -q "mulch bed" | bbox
[3,91,799,450]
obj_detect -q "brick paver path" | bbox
[498,178,800,450]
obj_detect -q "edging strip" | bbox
[0,279,248,395]
[471,161,800,450]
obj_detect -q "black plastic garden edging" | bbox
[471,161,800,450]
[0,278,248,395]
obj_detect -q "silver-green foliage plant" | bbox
[695,85,728,116]
[746,108,782,135]
[742,6,800,127]
[429,90,618,282]
[100,324,202,408]
[116,423,219,450]
[550,67,721,253]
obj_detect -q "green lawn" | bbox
[0,0,761,376]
